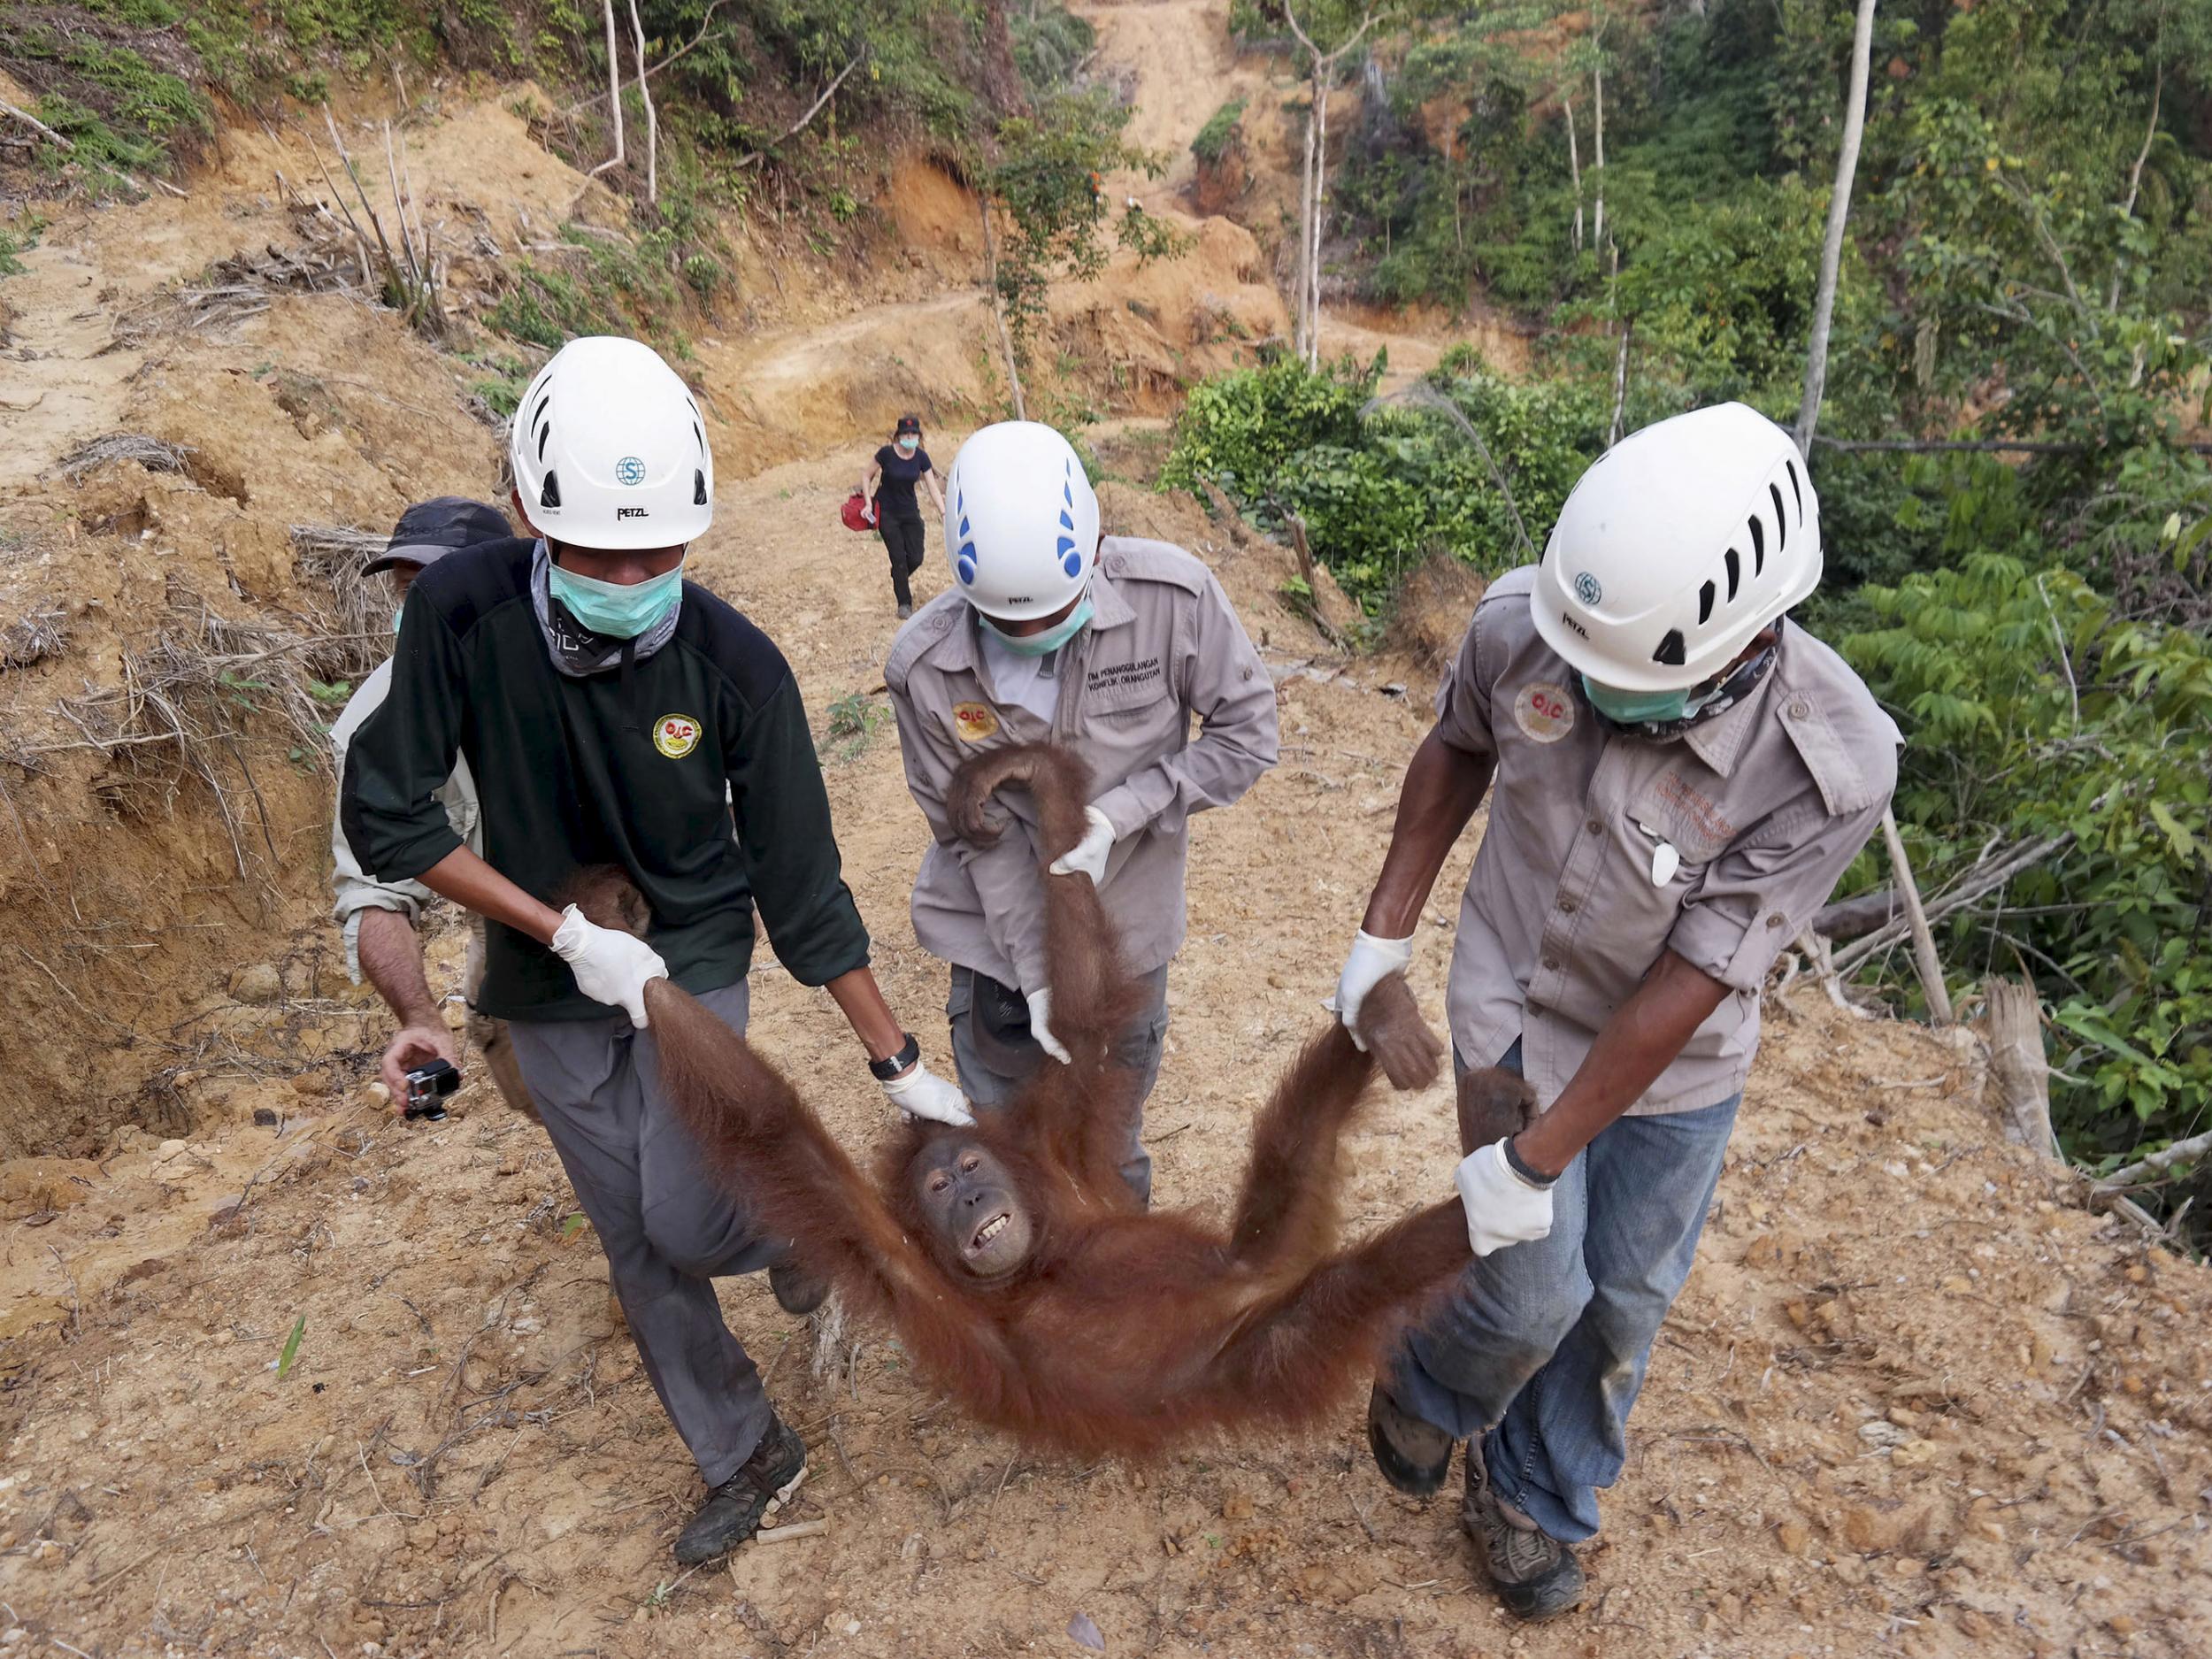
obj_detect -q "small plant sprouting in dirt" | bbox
[823,690,889,762]
[275,1313,306,1379]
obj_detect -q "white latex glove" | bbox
[1326,929,1416,1051]
[550,903,669,1030]
[1454,1139,1556,1256]
[1047,804,1116,883]
[882,1060,973,1126]
[1026,988,1071,1064]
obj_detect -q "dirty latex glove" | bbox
[550,903,668,1029]
[1047,805,1116,883]
[1327,929,1416,1051]
[1027,988,1072,1064]
[882,1060,973,1126]
[1454,1138,1556,1256]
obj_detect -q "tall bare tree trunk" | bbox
[1796,0,1878,453]
[588,0,626,179]
[1563,94,1583,254]
[626,0,657,203]
[1294,69,1319,361]
[1591,64,1606,253]
[978,193,1027,421]
[1307,62,1333,370]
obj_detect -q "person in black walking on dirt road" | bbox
[860,412,946,619]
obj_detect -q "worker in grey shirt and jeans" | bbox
[327,495,537,1118]
[886,421,1279,1204]
[1333,405,1898,1619]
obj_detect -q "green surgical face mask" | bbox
[1579,675,1698,726]
[393,605,406,636]
[984,595,1094,657]
[549,557,686,639]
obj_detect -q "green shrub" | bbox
[1844,552,2212,1170]
[1191,100,1247,166]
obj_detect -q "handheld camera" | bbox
[403,1057,461,1121]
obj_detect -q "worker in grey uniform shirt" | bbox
[328,495,538,1119]
[1333,403,1898,1619]
[886,420,1279,1204]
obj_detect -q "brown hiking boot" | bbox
[1366,1379,1455,1496]
[1463,1440,1585,1620]
[672,1416,806,1564]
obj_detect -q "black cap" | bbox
[895,412,922,436]
[364,496,513,575]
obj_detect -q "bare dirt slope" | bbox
[3,462,2209,1659]
[3,16,2210,1659]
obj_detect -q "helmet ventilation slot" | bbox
[539,471,561,510]
[1654,629,1686,668]
[1786,460,1802,521]
[1697,580,1716,626]
[694,470,709,506]
[1769,483,1787,549]
[1724,547,1741,603]
[1748,515,1766,576]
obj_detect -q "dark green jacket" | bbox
[340,536,869,1020]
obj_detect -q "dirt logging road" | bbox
[2,4,2210,1655]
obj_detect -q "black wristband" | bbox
[1502,1133,1559,1188]
[869,1033,921,1082]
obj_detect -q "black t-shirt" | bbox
[341,538,871,1019]
[874,444,933,516]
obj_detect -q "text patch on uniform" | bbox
[654,713,702,758]
[951,702,1001,743]
[1513,682,1577,744]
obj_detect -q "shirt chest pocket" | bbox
[1079,664,1179,739]
[1624,774,1738,895]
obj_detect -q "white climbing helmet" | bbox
[1532,403,1822,692]
[942,421,1101,621]
[509,336,713,551]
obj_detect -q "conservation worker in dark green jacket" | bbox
[340,335,971,1564]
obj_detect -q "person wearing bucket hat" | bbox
[860,412,946,619]
[329,496,539,1122]
[884,420,1279,1205]
[1332,404,1900,1618]
[339,337,970,1565]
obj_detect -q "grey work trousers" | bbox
[946,963,1170,1206]
[508,982,780,1487]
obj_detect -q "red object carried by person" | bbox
[841,492,877,534]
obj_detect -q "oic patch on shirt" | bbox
[951,702,1000,743]
[1513,681,1576,744]
[654,713,703,758]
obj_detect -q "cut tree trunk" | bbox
[1982,976,2057,1159]
[1796,0,1878,452]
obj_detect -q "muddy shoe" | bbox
[672,1417,806,1564]
[1366,1379,1455,1496]
[768,1254,828,1317]
[1463,1440,1584,1620]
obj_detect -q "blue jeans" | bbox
[1388,1039,1740,1542]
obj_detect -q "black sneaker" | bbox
[672,1417,806,1564]
[768,1254,828,1317]
[895,603,914,620]
[1462,1440,1585,1620]
[1366,1379,1455,1496]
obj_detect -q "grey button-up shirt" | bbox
[328,657,482,983]
[886,537,1279,993]
[1439,566,1899,1114]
